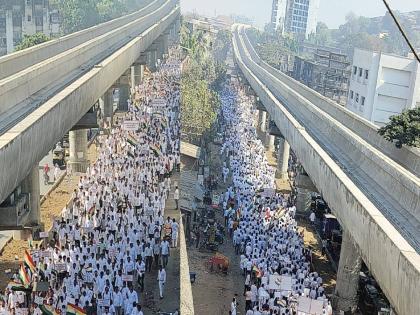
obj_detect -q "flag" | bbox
[24,250,36,275]
[150,143,162,157]
[127,135,139,147]
[40,305,60,315]
[7,280,27,291]
[252,265,262,278]
[19,264,30,287]
[66,303,86,315]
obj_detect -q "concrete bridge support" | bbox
[276,137,290,179]
[130,64,144,88]
[332,230,362,313]
[267,134,275,151]
[99,88,114,127]
[162,32,170,56]
[22,165,40,226]
[258,110,267,133]
[146,49,158,72]
[68,129,88,173]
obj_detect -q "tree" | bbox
[378,107,420,147]
[15,33,51,51]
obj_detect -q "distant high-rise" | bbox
[270,0,320,38]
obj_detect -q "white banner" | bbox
[122,120,140,131]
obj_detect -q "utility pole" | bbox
[381,0,420,63]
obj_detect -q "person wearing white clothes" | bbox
[157,266,166,299]
[171,219,179,248]
[230,297,237,315]
[173,186,179,209]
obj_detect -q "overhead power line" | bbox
[381,0,420,63]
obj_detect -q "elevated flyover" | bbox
[0,0,180,207]
[232,24,420,315]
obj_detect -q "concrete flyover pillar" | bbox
[130,64,144,88]
[276,137,290,179]
[68,129,88,173]
[258,110,267,133]
[99,88,114,127]
[162,32,169,56]
[22,165,40,226]
[332,229,362,313]
[147,49,158,72]
[267,134,275,151]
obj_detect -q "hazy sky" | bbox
[180,0,420,29]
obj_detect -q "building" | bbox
[0,0,60,56]
[270,0,320,38]
[346,48,420,126]
[293,48,351,105]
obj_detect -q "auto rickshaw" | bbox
[52,146,65,168]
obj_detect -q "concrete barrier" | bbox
[232,24,420,315]
[180,217,195,315]
[0,5,180,205]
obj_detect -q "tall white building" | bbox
[270,0,320,38]
[346,48,420,126]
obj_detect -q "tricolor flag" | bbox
[19,264,30,287]
[24,250,36,275]
[66,303,86,315]
[127,134,139,147]
[252,265,262,278]
[40,305,60,315]
[150,143,162,157]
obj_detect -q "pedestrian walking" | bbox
[174,186,179,209]
[157,266,166,299]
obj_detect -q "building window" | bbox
[359,67,363,77]
[353,66,357,75]
[350,90,354,99]
[365,69,369,79]
[27,15,31,22]
[361,96,365,105]
[355,93,359,103]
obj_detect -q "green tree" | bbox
[15,33,51,51]
[378,107,420,147]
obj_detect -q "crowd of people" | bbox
[2,50,182,315]
[219,79,332,315]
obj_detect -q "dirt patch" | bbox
[297,220,337,294]
[0,142,98,288]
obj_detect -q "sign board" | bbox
[39,232,49,238]
[54,263,66,272]
[122,274,133,282]
[34,295,44,305]
[122,120,140,131]
[297,296,324,315]
[269,275,292,291]
[15,308,28,315]
[151,98,166,110]
[261,188,276,198]
[66,297,76,305]
[212,194,220,205]
[40,251,51,259]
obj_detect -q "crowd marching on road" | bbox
[219,78,333,315]
[1,49,182,315]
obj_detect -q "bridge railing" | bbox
[0,0,177,118]
[0,0,167,80]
